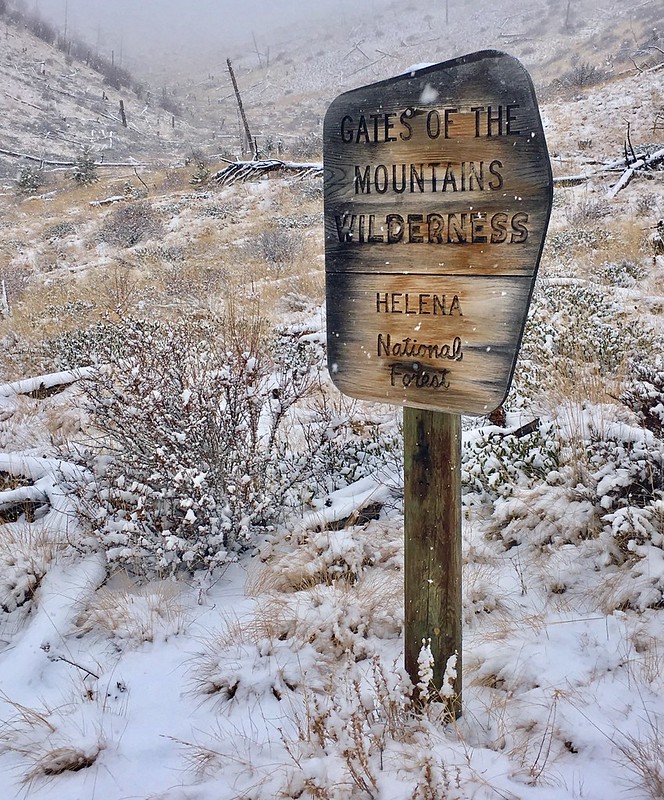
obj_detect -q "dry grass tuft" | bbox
[74,575,190,646]
[24,743,103,782]
[0,523,62,613]
[0,693,104,786]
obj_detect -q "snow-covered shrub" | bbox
[0,694,103,784]
[254,325,403,508]
[488,474,599,549]
[188,651,470,799]
[194,635,322,704]
[596,364,664,562]
[246,526,403,664]
[258,521,403,595]
[462,422,560,503]
[74,580,190,647]
[596,259,648,287]
[560,61,606,88]
[513,280,657,406]
[294,174,323,200]
[190,166,210,187]
[273,399,403,508]
[528,283,630,370]
[288,132,323,159]
[201,203,236,221]
[189,154,210,186]
[133,244,185,264]
[620,361,664,436]
[281,657,411,799]
[97,201,163,248]
[74,313,315,575]
[590,422,662,523]
[544,229,612,260]
[0,263,30,321]
[277,656,469,799]
[42,221,76,243]
[249,228,300,277]
[565,195,610,225]
[484,361,664,606]
[50,318,164,369]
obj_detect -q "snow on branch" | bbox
[299,466,401,531]
[607,146,664,198]
[0,367,96,399]
[213,159,323,187]
[554,146,664,196]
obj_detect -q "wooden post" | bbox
[404,407,462,717]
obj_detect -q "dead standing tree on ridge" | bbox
[227,58,257,159]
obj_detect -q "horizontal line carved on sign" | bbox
[324,197,551,215]
[325,250,541,276]
[325,271,533,279]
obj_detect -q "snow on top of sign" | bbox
[401,63,435,76]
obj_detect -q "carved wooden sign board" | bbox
[324,51,553,415]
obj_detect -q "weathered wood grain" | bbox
[324,50,552,415]
[404,408,462,714]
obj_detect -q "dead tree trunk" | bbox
[227,58,256,159]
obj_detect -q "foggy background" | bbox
[30,0,367,72]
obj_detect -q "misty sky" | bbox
[31,0,358,70]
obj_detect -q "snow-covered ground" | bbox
[0,209,663,798]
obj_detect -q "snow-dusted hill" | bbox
[0,5,214,180]
[2,0,662,173]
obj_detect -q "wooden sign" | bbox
[324,50,553,415]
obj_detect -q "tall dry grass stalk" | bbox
[539,349,630,486]
[614,727,664,799]
[0,522,62,613]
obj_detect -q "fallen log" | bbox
[0,367,96,399]
[213,158,323,187]
[607,146,664,198]
[0,146,147,168]
[553,146,664,195]
[90,195,125,207]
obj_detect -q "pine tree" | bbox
[71,145,98,185]
[16,165,44,194]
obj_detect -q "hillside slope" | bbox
[135,0,664,157]
[0,9,211,179]
[2,0,662,174]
